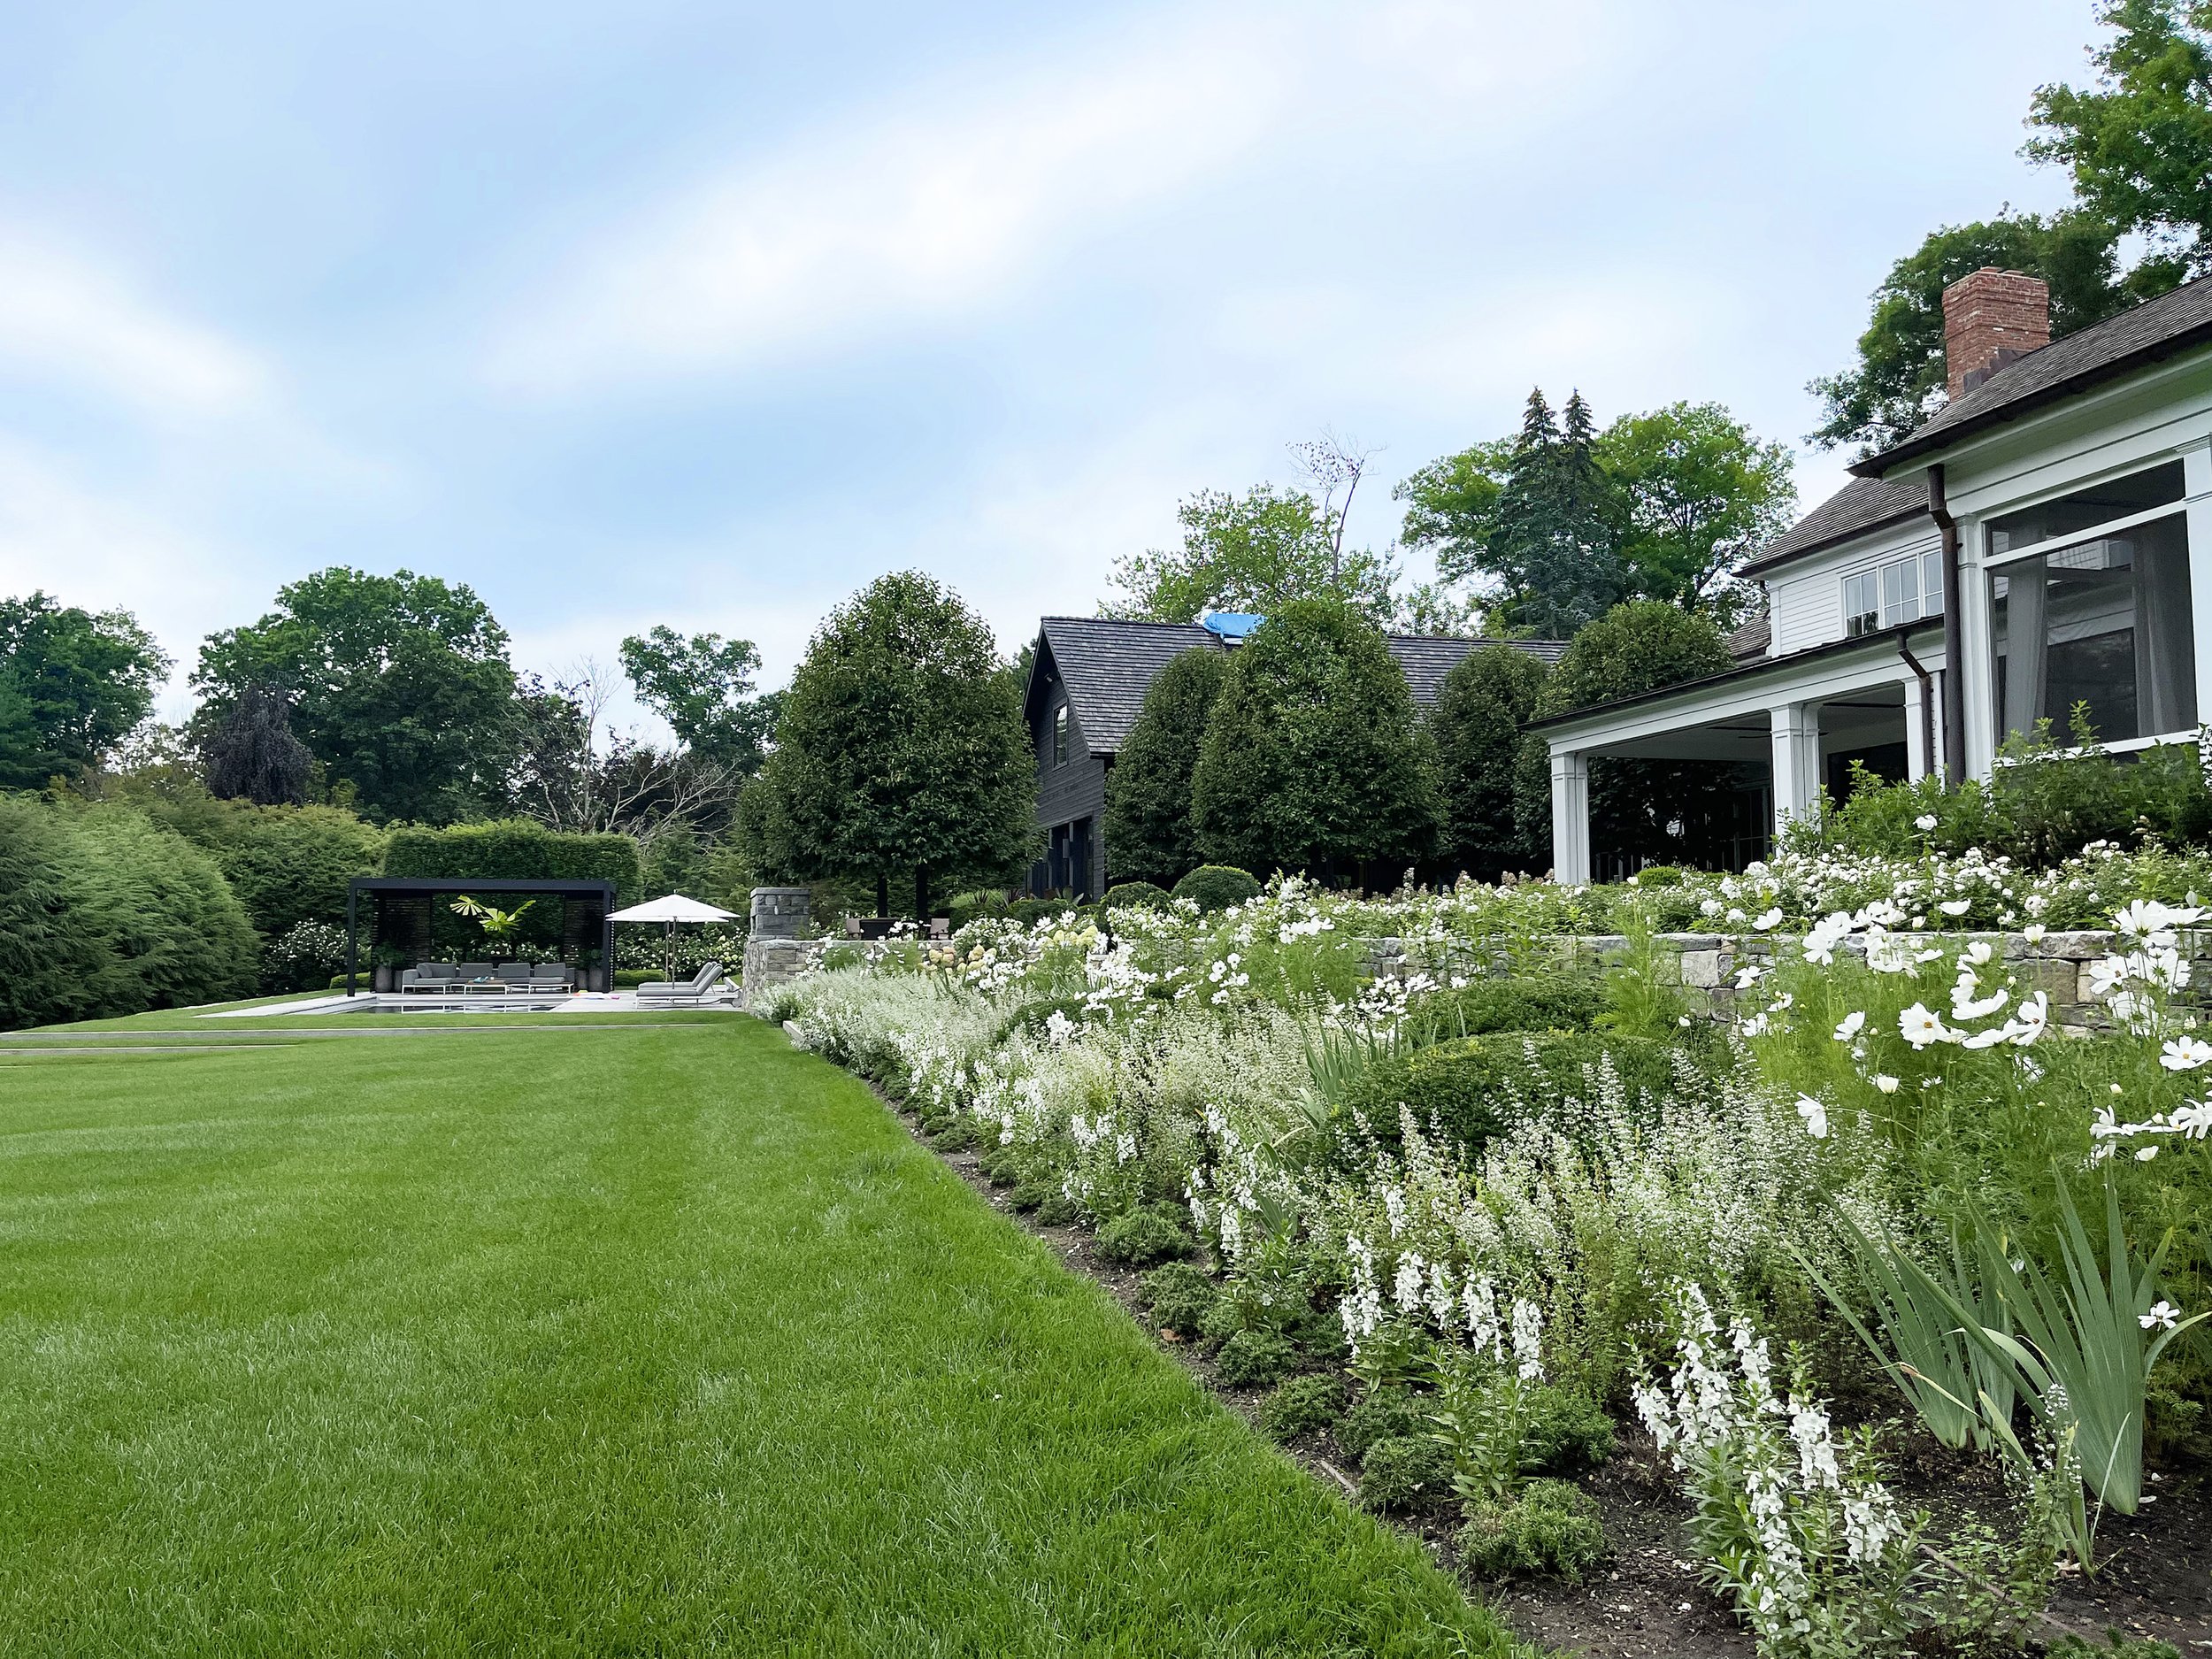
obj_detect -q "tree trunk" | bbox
[914,865,931,922]
[875,871,889,918]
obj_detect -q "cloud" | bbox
[0,227,268,415]
[485,15,1294,394]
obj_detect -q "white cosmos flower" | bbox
[2024,923,2047,944]
[1938,899,1972,918]
[1962,940,1994,965]
[2011,992,2048,1045]
[2140,1300,2181,1332]
[1795,1094,1829,1139]
[1752,907,1783,932]
[1833,1010,1865,1041]
[1953,983,2009,1021]
[1871,1073,1901,1094]
[2160,1036,2212,1071]
[1900,1002,1955,1048]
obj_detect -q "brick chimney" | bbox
[1943,267,2050,400]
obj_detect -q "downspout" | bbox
[1896,634,1937,785]
[1926,464,1967,787]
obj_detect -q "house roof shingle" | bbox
[1853,273,2212,477]
[1033,617,1565,755]
[1738,475,1930,578]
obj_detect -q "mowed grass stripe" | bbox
[0,1010,1521,1657]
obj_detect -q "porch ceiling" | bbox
[1582,686,1907,762]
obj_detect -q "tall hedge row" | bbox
[381,818,641,902]
[0,795,259,1030]
[141,794,386,938]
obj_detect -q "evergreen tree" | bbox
[1483,390,1629,637]
[203,686,313,806]
[1102,648,1228,887]
[1189,600,1440,880]
[1428,643,1551,879]
[737,572,1035,917]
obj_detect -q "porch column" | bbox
[2184,437,2212,729]
[1770,701,1823,835]
[1902,672,1931,782]
[1549,749,1591,886]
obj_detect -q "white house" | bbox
[1538,266,2212,883]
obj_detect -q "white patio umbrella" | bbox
[607,894,739,984]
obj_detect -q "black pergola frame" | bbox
[343,877,618,997]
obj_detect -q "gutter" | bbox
[1926,465,1966,787]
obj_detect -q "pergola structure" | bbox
[343,877,617,995]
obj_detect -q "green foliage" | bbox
[1429,643,1551,880]
[1536,602,1744,871]
[1397,397,1793,632]
[1337,1389,1427,1461]
[1102,880,1173,915]
[1807,213,2131,455]
[2028,2,2212,288]
[1215,1329,1296,1388]
[1807,726,2212,866]
[945,888,1012,932]
[1190,602,1442,879]
[0,592,168,789]
[1337,1031,1678,1164]
[1094,1208,1194,1266]
[1357,1435,1455,1512]
[1260,1372,1348,1441]
[1407,973,1608,1041]
[1102,484,1399,626]
[1171,864,1262,912]
[1455,1479,1607,1582]
[1139,1262,1220,1339]
[1522,1387,1617,1474]
[202,684,314,805]
[1102,648,1229,887]
[1007,896,1079,928]
[618,625,780,774]
[0,796,258,1030]
[134,790,385,939]
[383,818,641,902]
[1594,401,1797,620]
[739,572,1035,916]
[191,566,518,825]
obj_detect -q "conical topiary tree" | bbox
[1103,646,1227,887]
[1430,642,1551,880]
[1189,599,1440,882]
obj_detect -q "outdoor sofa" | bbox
[397,960,574,997]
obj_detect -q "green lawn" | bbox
[0,1002,1521,1657]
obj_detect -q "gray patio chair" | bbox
[634,962,724,1005]
[401,963,461,995]
[526,962,574,994]
[494,962,534,985]
[455,962,501,995]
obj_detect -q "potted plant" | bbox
[578,946,606,993]
[370,942,409,994]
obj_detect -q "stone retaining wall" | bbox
[741,936,828,1007]
[1366,930,2198,1033]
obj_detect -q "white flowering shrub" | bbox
[1634,1286,1920,1658]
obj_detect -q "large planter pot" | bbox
[850,918,898,941]
[372,964,396,993]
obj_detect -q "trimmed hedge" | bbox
[1338,1030,1678,1161]
[382,818,641,903]
[0,795,258,1030]
[1171,864,1261,912]
[142,793,385,941]
[1102,880,1172,914]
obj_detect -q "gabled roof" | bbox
[1739,475,1930,579]
[1854,273,2212,477]
[1724,612,1770,660]
[1030,616,1565,756]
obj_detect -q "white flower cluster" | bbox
[1634,1285,1914,1651]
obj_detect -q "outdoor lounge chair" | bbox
[494,962,534,987]
[525,962,574,994]
[634,962,724,1004]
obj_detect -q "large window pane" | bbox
[1991,511,2196,743]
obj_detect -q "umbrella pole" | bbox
[665,918,674,986]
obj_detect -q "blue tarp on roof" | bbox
[1200,611,1264,639]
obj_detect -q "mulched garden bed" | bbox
[855,1058,2211,1656]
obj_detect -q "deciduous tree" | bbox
[618,626,780,775]
[1429,643,1550,880]
[192,568,518,825]
[0,592,168,790]
[738,572,1035,917]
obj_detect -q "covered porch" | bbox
[1536,625,1947,885]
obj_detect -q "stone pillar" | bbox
[749,887,811,939]
[1770,702,1823,835]
[1550,749,1590,886]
